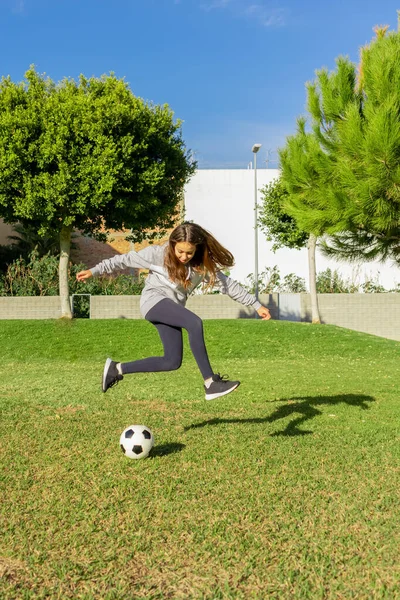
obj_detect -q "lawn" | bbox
[1,319,400,599]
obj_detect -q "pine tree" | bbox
[323,22,400,264]
[278,56,360,322]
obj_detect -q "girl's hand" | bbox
[257,306,271,320]
[76,269,93,282]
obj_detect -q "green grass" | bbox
[1,318,400,599]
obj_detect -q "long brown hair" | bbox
[164,222,235,289]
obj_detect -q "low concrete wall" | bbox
[90,295,142,319]
[1,293,400,342]
[89,293,278,320]
[0,296,62,319]
[188,293,278,319]
[300,293,400,342]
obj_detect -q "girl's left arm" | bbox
[214,272,271,320]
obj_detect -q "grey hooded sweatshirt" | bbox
[90,243,262,318]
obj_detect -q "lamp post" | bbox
[252,143,262,305]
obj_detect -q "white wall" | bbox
[184,169,400,290]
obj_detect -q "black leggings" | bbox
[120,299,214,380]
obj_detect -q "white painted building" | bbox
[184,169,400,290]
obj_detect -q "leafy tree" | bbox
[259,178,308,252]
[0,67,196,317]
[278,121,331,323]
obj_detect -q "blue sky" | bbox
[1,0,399,168]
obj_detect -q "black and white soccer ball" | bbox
[119,425,154,459]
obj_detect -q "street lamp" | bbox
[252,143,262,305]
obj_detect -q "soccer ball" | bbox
[119,425,154,459]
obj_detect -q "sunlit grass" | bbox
[1,319,400,599]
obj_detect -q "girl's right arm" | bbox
[76,244,166,281]
[76,269,93,281]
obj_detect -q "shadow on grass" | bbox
[150,442,186,458]
[185,393,376,437]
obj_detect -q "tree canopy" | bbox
[0,67,195,239]
[311,26,400,265]
[259,177,308,252]
[0,67,196,316]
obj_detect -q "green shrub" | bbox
[0,252,146,297]
[243,266,307,294]
[0,251,60,296]
[0,244,26,274]
[280,273,307,293]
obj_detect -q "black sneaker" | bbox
[102,358,123,392]
[204,373,240,400]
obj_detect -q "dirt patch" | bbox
[0,556,28,583]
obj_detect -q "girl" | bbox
[76,222,271,400]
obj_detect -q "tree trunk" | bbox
[308,233,321,324]
[59,224,73,319]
